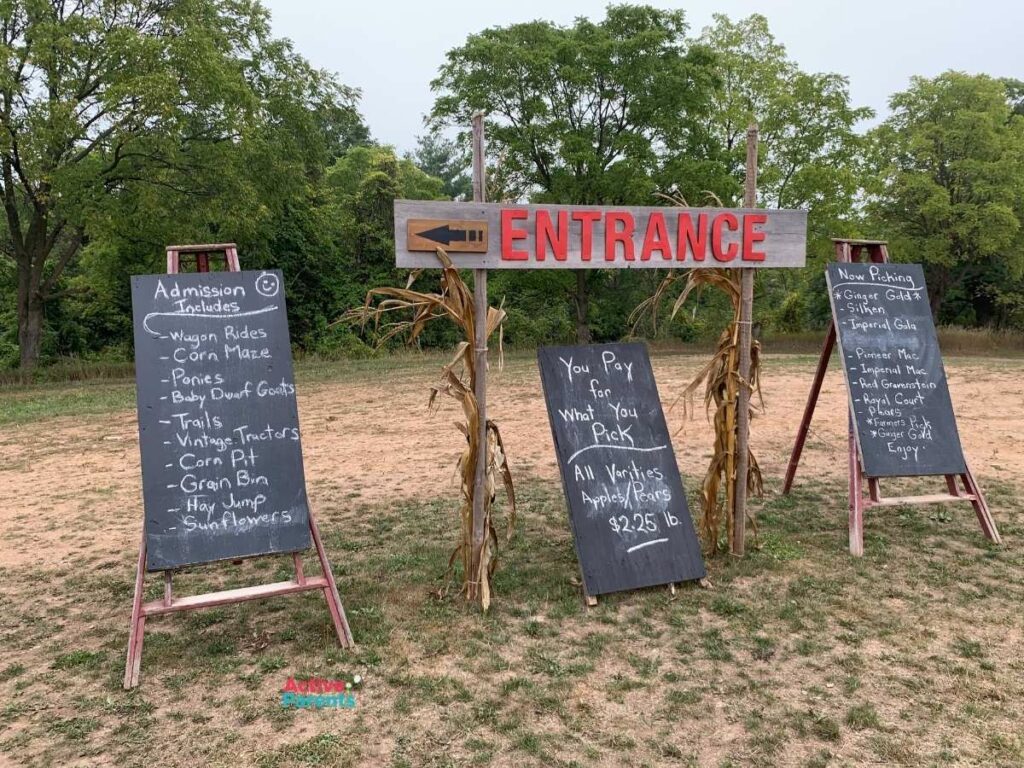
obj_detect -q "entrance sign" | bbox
[826,262,966,477]
[538,342,705,598]
[131,270,311,570]
[395,200,807,270]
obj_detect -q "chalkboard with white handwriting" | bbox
[131,270,311,571]
[827,262,967,477]
[538,342,705,597]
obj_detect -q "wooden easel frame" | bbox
[782,238,1000,556]
[124,243,353,689]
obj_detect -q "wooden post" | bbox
[470,112,489,600]
[732,123,758,556]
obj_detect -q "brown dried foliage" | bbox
[630,194,764,553]
[343,249,516,610]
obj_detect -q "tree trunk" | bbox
[927,266,948,319]
[573,270,592,343]
[16,254,45,373]
[7,203,81,372]
[18,295,44,372]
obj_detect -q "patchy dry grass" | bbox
[1,352,1023,766]
[1,473,1022,767]
[0,350,457,427]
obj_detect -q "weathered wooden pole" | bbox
[470,112,488,599]
[732,123,759,556]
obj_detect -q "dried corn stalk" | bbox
[629,194,764,553]
[343,248,516,610]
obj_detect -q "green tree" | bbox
[0,0,361,370]
[698,14,874,332]
[1004,78,1024,117]
[409,132,472,201]
[327,145,445,302]
[700,14,871,214]
[868,72,1024,323]
[429,4,723,342]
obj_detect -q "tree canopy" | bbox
[695,13,874,331]
[2,3,1023,372]
[868,72,1024,325]
[0,0,362,369]
[429,7,877,342]
[430,5,730,341]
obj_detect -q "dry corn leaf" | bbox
[343,248,517,608]
[630,192,765,554]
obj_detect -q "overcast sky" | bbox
[262,0,1022,154]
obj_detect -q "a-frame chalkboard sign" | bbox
[123,244,353,689]
[538,343,706,602]
[783,239,1000,555]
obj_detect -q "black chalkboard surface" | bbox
[131,270,311,571]
[827,262,967,477]
[538,342,705,597]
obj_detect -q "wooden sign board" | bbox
[131,270,312,570]
[395,200,807,269]
[826,262,967,477]
[538,342,706,597]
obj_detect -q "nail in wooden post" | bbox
[470,112,489,600]
[732,123,758,556]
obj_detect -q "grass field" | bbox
[1,352,1023,767]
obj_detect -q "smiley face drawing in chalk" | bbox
[255,271,280,298]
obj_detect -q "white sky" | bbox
[262,0,1023,153]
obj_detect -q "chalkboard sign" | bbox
[131,270,311,571]
[538,342,705,597]
[826,262,967,477]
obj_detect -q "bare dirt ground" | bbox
[1,352,1021,570]
[1,351,1023,768]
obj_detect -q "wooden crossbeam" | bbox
[166,243,239,253]
[141,577,332,616]
[865,493,977,508]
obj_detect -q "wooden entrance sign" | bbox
[394,201,807,270]
[123,244,353,689]
[782,239,1000,555]
[396,136,806,565]
[538,343,705,602]
[394,126,806,576]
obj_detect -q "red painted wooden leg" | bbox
[123,620,140,690]
[944,475,960,497]
[124,533,147,689]
[848,414,864,557]
[868,477,881,504]
[308,509,354,648]
[125,618,146,688]
[962,468,1001,544]
[322,585,351,648]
